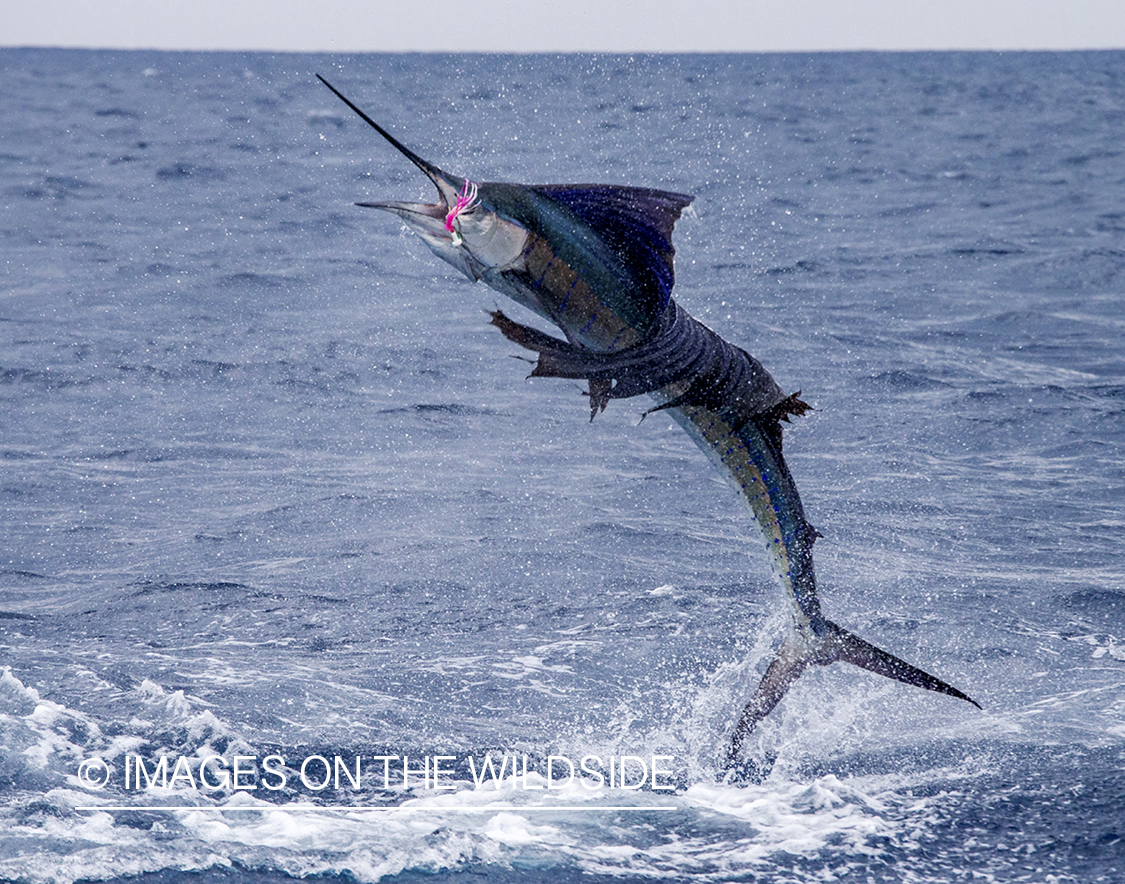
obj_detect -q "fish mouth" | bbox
[316,74,466,239]
[357,198,450,239]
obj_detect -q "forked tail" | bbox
[725,619,980,766]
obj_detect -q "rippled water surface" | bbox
[2,49,1124,882]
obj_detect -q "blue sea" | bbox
[2,48,1124,883]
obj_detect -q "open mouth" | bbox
[316,75,473,243]
[357,177,477,246]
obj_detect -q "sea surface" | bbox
[1,49,1124,883]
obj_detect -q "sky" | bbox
[4,0,1125,52]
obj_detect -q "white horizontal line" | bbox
[77,803,676,812]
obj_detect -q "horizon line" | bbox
[5,44,1125,54]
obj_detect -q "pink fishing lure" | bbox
[445,179,479,245]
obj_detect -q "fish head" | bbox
[360,175,529,283]
[317,76,528,282]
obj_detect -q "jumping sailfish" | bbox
[317,75,980,767]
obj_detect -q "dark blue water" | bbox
[2,49,1124,882]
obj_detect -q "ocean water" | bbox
[1,48,1124,883]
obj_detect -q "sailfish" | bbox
[317,75,980,767]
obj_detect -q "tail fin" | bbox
[725,619,980,767]
[725,634,810,765]
[820,619,981,708]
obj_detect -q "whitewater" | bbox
[2,49,1123,882]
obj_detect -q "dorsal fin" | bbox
[531,185,693,312]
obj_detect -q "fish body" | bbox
[318,76,980,766]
